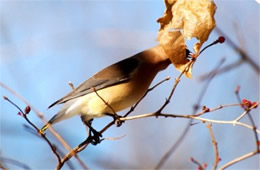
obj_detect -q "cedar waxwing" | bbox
[40,45,174,143]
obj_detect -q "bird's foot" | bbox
[88,129,103,145]
[105,113,124,127]
[114,115,124,127]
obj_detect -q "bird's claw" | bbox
[88,130,103,145]
[114,115,124,127]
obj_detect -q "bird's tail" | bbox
[40,123,51,133]
[39,111,67,133]
[39,112,65,133]
[39,98,81,133]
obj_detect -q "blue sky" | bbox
[0,0,259,169]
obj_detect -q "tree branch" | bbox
[0,82,88,170]
[206,123,220,170]
[219,150,259,170]
[3,96,62,165]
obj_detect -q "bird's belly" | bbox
[80,81,149,118]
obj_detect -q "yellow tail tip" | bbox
[39,123,51,134]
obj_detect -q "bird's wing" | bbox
[48,56,141,109]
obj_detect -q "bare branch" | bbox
[57,77,171,169]
[206,123,220,170]
[0,162,7,170]
[215,27,260,74]
[103,134,126,141]
[92,87,117,115]
[156,61,193,114]
[57,139,91,169]
[219,150,259,170]
[190,157,206,170]
[68,81,75,90]
[119,110,260,133]
[0,156,30,170]
[235,90,260,152]
[124,76,171,117]
[194,103,241,117]
[155,58,225,169]
[0,82,88,170]
[201,26,259,81]
[199,59,243,81]
[3,96,62,165]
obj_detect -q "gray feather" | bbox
[48,55,141,109]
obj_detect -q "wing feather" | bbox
[48,56,140,109]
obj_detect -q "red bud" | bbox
[235,85,240,94]
[24,106,31,114]
[218,36,225,43]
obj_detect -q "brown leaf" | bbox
[157,0,216,78]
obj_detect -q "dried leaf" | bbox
[157,0,216,78]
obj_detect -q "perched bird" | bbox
[40,45,172,143]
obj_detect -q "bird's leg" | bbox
[87,122,103,145]
[105,113,124,127]
[80,116,103,145]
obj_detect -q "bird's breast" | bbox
[80,76,154,117]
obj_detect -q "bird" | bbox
[40,45,174,144]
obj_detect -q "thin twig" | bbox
[215,26,260,74]
[91,87,117,115]
[119,110,260,133]
[0,157,31,170]
[194,103,241,117]
[3,96,62,165]
[0,162,7,170]
[57,139,91,170]
[206,123,220,170]
[104,134,126,141]
[219,150,259,170]
[155,58,224,169]
[92,87,124,127]
[124,76,171,117]
[199,60,243,81]
[234,104,257,122]
[57,77,172,169]
[201,25,260,81]
[22,124,75,169]
[190,157,205,170]
[235,90,260,152]
[0,82,88,170]
[154,61,195,170]
[68,81,75,90]
[157,61,193,114]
